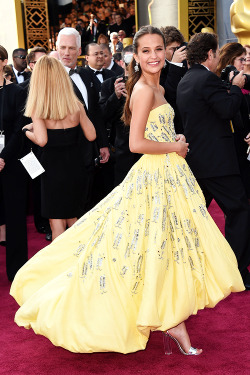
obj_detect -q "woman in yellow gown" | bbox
[10,26,244,355]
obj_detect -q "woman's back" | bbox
[44,111,81,130]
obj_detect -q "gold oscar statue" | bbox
[230,0,250,45]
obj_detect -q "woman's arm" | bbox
[23,116,48,147]
[79,104,96,141]
[129,85,188,157]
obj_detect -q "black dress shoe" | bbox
[45,233,52,241]
[36,225,47,234]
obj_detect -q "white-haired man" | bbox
[56,27,110,212]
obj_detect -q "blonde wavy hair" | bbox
[25,55,80,120]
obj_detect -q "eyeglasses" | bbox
[14,55,27,59]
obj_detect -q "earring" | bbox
[163,60,167,68]
[134,62,139,72]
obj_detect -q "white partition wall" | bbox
[0,0,25,64]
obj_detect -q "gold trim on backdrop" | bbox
[188,1,216,39]
[178,0,216,41]
[135,0,138,32]
[23,0,50,50]
[148,0,155,25]
[178,0,189,41]
[14,0,25,48]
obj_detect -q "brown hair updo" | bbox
[0,46,8,61]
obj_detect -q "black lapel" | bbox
[70,78,88,113]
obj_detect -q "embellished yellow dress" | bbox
[10,104,244,354]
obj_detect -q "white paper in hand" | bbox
[20,151,45,179]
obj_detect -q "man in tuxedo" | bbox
[56,27,110,212]
[85,43,115,96]
[177,32,250,289]
[100,43,124,76]
[160,26,188,134]
[85,14,106,43]
[99,46,141,186]
[10,48,31,84]
[21,47,47,92]
[84,42,115,204]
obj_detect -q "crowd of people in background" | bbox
[50,0,136,54]
[1,1,250,292]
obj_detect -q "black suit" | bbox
[68,67,110,213]
[20,77,51,234]
[85,23,107,44]
[9,65,31,84]
[99,75,141,185]
[160,61,187,134]
[177,64,250,281]
[111,61,124,77]
[85,66,116,96]
[0,83,28,281]
[84,66,116,205]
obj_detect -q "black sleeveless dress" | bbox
[41,125,86,219]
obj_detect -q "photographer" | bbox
[217,42,250,200]
[160,26,188,134]
[177,33,250,289]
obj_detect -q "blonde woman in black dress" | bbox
[23,56,96,240]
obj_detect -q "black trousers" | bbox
[0,160,28,281]
[197,175,250,280]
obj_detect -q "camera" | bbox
[174,42,188,52]
[122,75,128,83]
[221,65,250,90]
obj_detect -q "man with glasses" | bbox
[21,47,47,92]
[10,48,30,84]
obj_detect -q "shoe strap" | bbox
[188,346,198,355]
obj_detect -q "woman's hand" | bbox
[176,141,189,158]
[176,134,186,143]
[0,158,5,172]
[244,132,250,145]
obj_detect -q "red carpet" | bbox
[1,201,250,375]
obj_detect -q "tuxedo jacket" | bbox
[99,76,141,173]
[177,64,243,179]
[85,66,116,97]
[9,65,31,84]
[111,61,124,77]
[71,67,109,150]
[160,61,187,134]
[85,23,107,43]
[0,84,26,163]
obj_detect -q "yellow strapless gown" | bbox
[10,104,244,353]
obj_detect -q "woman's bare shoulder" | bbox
[130,81,155,110]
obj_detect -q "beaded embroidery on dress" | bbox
[10,103,244,353]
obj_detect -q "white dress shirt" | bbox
[13,66,25,83]
[65,66,88,109]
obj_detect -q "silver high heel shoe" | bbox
[162,331,202,355]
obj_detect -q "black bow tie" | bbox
[17,72,25,76]
[69,67,81,76]
[94,70,103,76]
